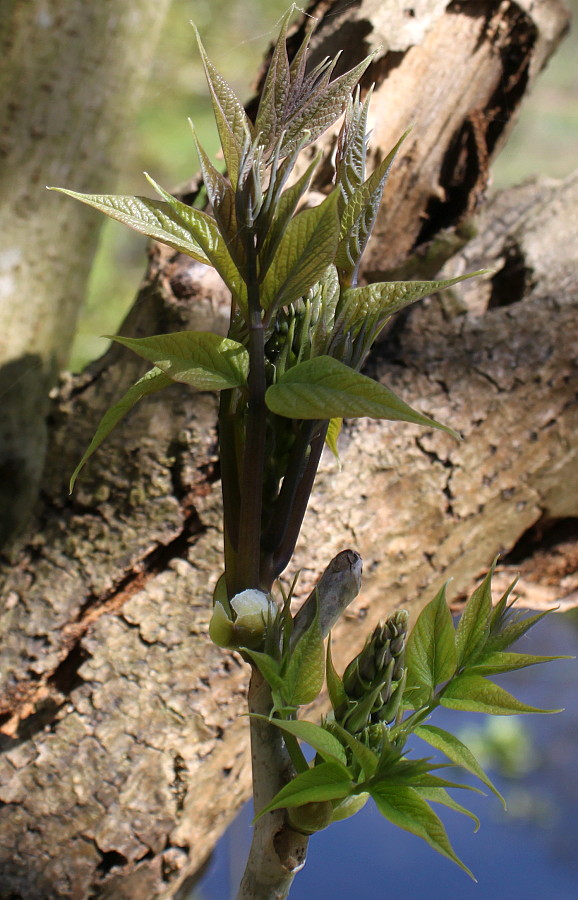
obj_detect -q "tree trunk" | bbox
[0,2,574,898]
[0,0,172,545]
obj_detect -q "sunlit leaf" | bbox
[69,367,172,492]
[282,598,325,706]
[415,787,480,832]
[254,761,354,819]
[266,356,459,438]
[51,188,210,264]
[404,584,457,703]
[144,175,248,310]
[325,417,342,460]
[370,784,475,879]
[261,191,340,311]
[467,650,571,676]
[415,724,505,807]
[242,650,284,693]
[108,331,249,390]
[455,564,494,667]
[251,716,348,766]
[440,674,562,715]
[326,636,347,711]
[336,272,488,338]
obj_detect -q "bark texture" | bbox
[0,0,171,544]
[0,1,575,898]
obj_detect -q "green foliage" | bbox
[54,8,567,890]
[253,569,566,876]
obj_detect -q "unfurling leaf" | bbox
[265,356,459,438]
[402,584,457,704]
[108,332,249,390]
[336,130,409,275]
[194,25,253,186]
[440,674,562,715]
[282,599,325,706]
[455,562,494,667]
[70,367,172,492]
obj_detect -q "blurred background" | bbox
[68,3,577,897]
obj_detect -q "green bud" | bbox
[287,800,334,835]
[337,610,409,731]
[209,589,277,650]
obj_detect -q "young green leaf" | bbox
[254,761,354,819]
[258,152,321,280]
[414,724,505,807]
[327,721,379,779]
[108,332,249,390]
[467,650,571,677]
[324,417,342,461]
[254,7,293,151]
[455,564,494,668]
[326,636,347,712]
[335,131,408,275]
[265,356,460,438]
[250,716,348,766]
[50,188,211,264]
[144,175,248,310]
[440,674,562,715]
[242,650,285,693]
[69,367,173,492]
[335,272,488,339]
[277,53,376,160]
[405,584,457,703]
[261,191,340,312]
[282,601,325,706]
[194,26,253,186]
[189,126,242,263]
[486,607,552,653]
[415,787,480,832]
[370,784,475,879]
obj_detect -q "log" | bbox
[0,2,574,898]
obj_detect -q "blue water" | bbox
[196,612,578,899]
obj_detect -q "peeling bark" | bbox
[0,2,575,898]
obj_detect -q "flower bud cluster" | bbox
[336,610,409,733]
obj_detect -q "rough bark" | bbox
[0,0,172,545]
[0,2,575,898]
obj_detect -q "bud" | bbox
[209,589,277,649]
[287,800,334,835]
[336,610,409,732]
